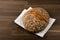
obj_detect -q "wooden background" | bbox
[0,0,60,40]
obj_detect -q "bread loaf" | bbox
[22,8,50,33]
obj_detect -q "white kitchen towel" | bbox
[14,7,56,37]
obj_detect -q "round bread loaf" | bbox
[22,8,50,33]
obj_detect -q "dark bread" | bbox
[22,8,50,33]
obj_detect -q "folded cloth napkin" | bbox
[14,7,56,37]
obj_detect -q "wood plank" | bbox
[26,0,60,4]
[0,1,27,4]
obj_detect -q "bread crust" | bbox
[22,8,50,33]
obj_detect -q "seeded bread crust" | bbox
[22,8,50,33]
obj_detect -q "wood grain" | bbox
[0,0,60,40]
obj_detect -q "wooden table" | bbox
[0,0,60,40]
